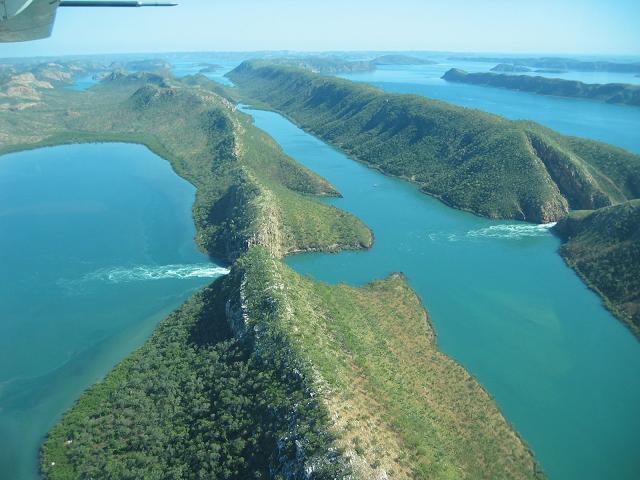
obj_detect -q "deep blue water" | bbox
[0,143,227,480]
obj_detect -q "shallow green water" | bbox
[242,106,640,480]
[0,143,226,479]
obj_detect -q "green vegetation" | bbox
[267,56,375,74]
[265,54,434,75]
[451,57,640,73]
[111,58,172,72]
[42,245,542,480]
[554,200,640,337]
[443,68,640,106]
[260,257,542,479]
[228,61,640,223]
[0,66,544,479]
[41,257,350,480]
[0,68,372,261]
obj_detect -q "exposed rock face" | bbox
[527,133,611,211]
[0,72,53,103]
[5,72,53,90]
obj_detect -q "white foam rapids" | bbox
[84,264,229,284]
[465,222,557,239]
[427,222,556,242]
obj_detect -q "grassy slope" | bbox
[442,68,640,106]
[41,245,543,480]
[554,200,640,337]
[228,61,640,223]
[1,72,539,478]
[0,74,372,261]
[257,253,542,479]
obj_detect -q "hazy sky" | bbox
[1,0,639,58]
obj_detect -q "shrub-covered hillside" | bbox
[228,61,640,223]
[554,200,640,336]
[0,70,372,262]
[3,70,544,479]
[42,246,543,480]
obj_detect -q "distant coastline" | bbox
[442,68,640,106]
[449,56,640,74]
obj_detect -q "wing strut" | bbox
[59,1,177,7]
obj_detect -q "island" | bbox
[264,54,436,74]
[198,63,221,73]
[110,58,172,72]
[442,68,640,106]
[0,64,542,479]
[371,54,436,65]
[267,56,376,74]
[450,56,640,73]
[491,63,531,72]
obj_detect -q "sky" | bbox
[1,0,639,58]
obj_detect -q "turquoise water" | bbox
[65,75,98,92]
[339,65,640,153]
[241,105,640,480]
[170,58,240,85]
[0,143,227,479]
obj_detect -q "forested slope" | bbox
[554,200,640,336]
[228,61,640,223]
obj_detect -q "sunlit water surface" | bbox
[241,105,640,480]
[339,63,640,153]
[0,143,226,479]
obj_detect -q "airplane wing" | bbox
[0,0,176,43]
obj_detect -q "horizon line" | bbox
[2,48,640,62]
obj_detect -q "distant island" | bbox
[267,56,375,74]
[442,68,640,106]
[371,54,436,65]
[110,58,172,72]
[491,63,531,72]
[198,63,221,73]
[451,56,640,73]
[266,54,436,74]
